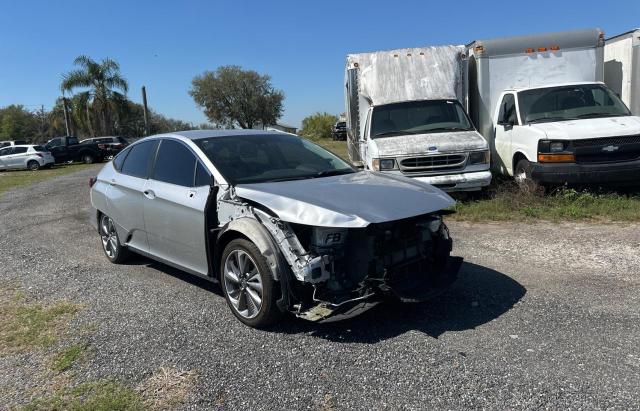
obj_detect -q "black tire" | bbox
[514,159,541,193]
[27,160,40,171]
[220,238,282,328]
[99,214,130,264]
[82,153,95,164]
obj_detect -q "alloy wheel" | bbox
[223,249,263,319]
[100,215,118,259]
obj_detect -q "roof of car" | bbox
[158,129,295,140]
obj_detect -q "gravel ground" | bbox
[0,166,639,409]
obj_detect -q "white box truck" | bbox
[344,45,491,192]
[467,28,640,186]
[605,29,640,115]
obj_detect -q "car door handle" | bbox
[188,190,197,198]
[143,189,155,199]
[109,179,116,186]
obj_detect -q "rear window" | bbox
[112,146,130,171]
[120,140,158,178]
[32,145,46,152]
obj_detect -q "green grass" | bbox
[0,163,97,195]
[0,289,81,354]
[51,343,87,372]
[451,183,640,222]
[24,380,145,411]
[309,137,349,161]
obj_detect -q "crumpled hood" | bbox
[530,116,640,140]
[373,131,488,157]
[235,171,454,228]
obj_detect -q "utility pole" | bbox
[39,104,45,141]
[62,98,72,136]
[141,86,149,136]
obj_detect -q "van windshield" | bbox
[370,100,473,138]
[518,84,631,124]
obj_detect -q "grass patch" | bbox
[50,343,87,372]
[137,366,198,410]
[24,380,145,411]
[451,182,640,222]
[309,137,349,161]
[0,289,81,354]
[0,163,97,195]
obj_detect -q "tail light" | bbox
[89,177,97,188]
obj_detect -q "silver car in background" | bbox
[0,145,55,171]
[89,130,462,328]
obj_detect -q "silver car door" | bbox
[144,139,209,275]
[0,147,10,169]
[106,140,158,253]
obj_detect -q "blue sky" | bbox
[1,0,638,128]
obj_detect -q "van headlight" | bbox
[372,158,397,171]
[468,150,490,164]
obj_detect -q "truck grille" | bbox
[572,134,640,148]
[399,154,466,173]
[572,134,640,164]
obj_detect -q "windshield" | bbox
[194,133,355,184]
[370,99,473,138]
[518,84,631,124]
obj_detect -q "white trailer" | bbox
[605,29,640,115]
[344,45,491,192]
[467,28,640,186]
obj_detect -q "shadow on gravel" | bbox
[272,262,526,343]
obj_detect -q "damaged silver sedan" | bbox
[89,130,462,328]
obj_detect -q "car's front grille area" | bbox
[572,134,640,148]
[399,154,466,173]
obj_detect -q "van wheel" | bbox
[514,159,541,193]
[99,214,130,263]
[27,160,40,171]
[220,239,282,328]
[82,154,95,164]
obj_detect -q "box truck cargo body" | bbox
[467,29,640,186]
[345,45,491,192]
[605,29,640,115]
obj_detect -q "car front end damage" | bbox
[217,183,462,322]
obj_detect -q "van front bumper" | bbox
[530,160,640,184]
[413,170,492,192]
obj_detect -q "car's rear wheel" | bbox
[100,214,129,263]
[82,154,95,164]
[27,160,40,171]
[220,239,282,328]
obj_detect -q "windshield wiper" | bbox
[373,130,420,137]
[314,168,354,178]
[576,112,628,119]
[527,117,577,124]
[423,127,472,133]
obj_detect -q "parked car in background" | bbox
[331,121,347,141]
[0,145,54,171]
[0,140,29,148]
[79,136,129,157]
[45,136,106,164]
[90,130,461,328]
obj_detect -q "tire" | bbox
[220,238,282,328]
[99,214,130,264]
[27,160,40,171]
[82,153,95,164]
[514,159,541,193]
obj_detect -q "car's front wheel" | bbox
[99,214,129,263]
[220,239,282,328]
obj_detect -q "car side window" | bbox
[0,147,11,156]
[152,139,198,187]
[194,161,211,187]
[120,140,158,178]
[498,94,517,125]
[13,147,27,154]
[112,146,132,171]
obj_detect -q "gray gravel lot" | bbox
[1,166,639,409]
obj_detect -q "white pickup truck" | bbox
[344,45,491,192]
[467,29,640,186]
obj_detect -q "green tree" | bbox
[190,65,284,129]
[0,105,39,141]
[61,56,129,136]
[299,112,338,140]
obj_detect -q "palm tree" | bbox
[61,56,128,136]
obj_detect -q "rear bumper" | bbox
[531,160,640,184]
[414,170,492,192]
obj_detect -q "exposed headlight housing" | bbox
[468,150,490,164]
[372,158,397,171]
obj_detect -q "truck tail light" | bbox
[538,153,575,163]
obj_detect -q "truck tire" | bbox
[220,238,282,328]
[514,159,540,193]
[82,153,95,164]
[27,160,40,171]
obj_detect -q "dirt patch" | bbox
[137,366,198,410]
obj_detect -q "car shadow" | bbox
[271,262,526,343]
